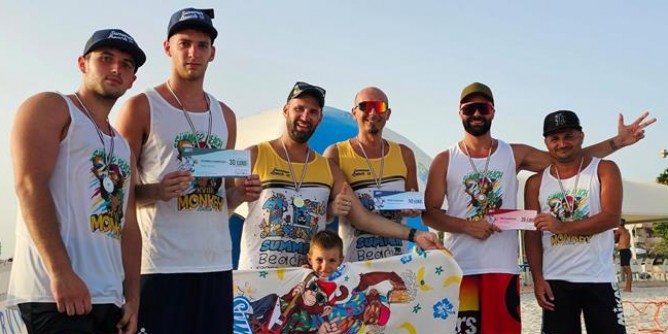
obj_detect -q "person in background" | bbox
[615,218,633,292]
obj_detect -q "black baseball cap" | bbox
[168,8,217,42]
[83,29,146,70]
[543,110,582,136]
[287,81,326,108]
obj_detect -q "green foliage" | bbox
[651,170,668,254]
[658,167,668,185]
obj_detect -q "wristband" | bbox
[407,228,417,243]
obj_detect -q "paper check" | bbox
[372,191,425,210]
[182,148,251,177]
[487,209,537,230]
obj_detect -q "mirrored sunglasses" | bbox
[356,101,388,114]
[460,102,494,116]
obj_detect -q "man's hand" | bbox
[614,112,656,148]
[414,230,446,251]
[158,171,193,201]
[317,321,343,334]
[116,300,138,334]
[533,213,563,234]
[331,183,354,217]
[238,174,262,202]
[50,270,91,316]
[533,279,555,311]
[464,220,501,240]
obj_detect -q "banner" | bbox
[233,249,462,334]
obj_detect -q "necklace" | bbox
[280,138,311,208]
[356,138,385,189]
[462,140,493,206]
[166,80,212,147]
[73,92,116,193]
[554,157,584,221]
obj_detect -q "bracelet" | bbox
[407,228,417,243]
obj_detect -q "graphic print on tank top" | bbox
[546,189,592,246]
[352,191,404,258]
[461,169,504,221]
[89,150,130,239]
[259,191,326,241]
[173,131,225,212]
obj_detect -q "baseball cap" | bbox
[287,81,326,108]
[460,82,494,105]
[543,110,582,136]
[168,8,218,41]
[83,29,146,70]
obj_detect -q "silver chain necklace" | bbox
[554,157,584,221]
[166,80,212,147]
[73,92,116,193]
[356,138,385,189]
[462,140,493,205]
[280,138,311,208]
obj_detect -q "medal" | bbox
[293,196,305,208]
[103,175,114,193]
[462,141,494,212]
[476,193,487,203]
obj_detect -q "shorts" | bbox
[457,273,521,334]
[619,248,631,266]
[542,280,626,334]
[18,302,121,334]
[137,270,233,334]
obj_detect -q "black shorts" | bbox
[18,302,121,334]
[542,280,626,334]
[137,270,233,334]
[619,248,631,266]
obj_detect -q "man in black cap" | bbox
[7,29,144,334]
[116,7,261,334]
[234,81,444,271]
[525,110,627,333]
[423,82,653,334]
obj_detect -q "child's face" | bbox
[307,245,343,277]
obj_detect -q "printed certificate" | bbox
[182,148,251,177]
[373,190,425,211]
[487,209,537,230]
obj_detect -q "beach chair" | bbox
[630,259,643,281]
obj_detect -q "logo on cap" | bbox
[554,113,567,127]
[179,10,207,22]
[107,31,135,44]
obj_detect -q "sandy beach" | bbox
[521,281,668,333]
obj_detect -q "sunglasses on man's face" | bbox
[460,102,495,116]
[356,101,388,114]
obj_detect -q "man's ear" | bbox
[209,45,216,62]
[77,56,87,73]
[163,40,171,57]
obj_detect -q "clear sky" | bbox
[1,1,666,257]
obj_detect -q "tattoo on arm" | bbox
[609,139,619,151]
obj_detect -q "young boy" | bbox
[307,230,345,278]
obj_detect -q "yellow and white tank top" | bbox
[239,141,334,269]
[336,140,408,261]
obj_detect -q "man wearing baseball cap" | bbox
[116,8,261,334]
[235,81,443,272]
[525,110,627,333]
[7,29,144,333]
[424,82,654,333]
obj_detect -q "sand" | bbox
[520,281,668,333]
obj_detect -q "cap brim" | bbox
[543,126,582,137]
[292,89,325,108]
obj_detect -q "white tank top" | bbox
[137,88,231,273]
[8,94,131,307]
[444,139,520,275]
[538,158,616,282]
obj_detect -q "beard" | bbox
[286,119,316,143]
[462,118,492,137]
